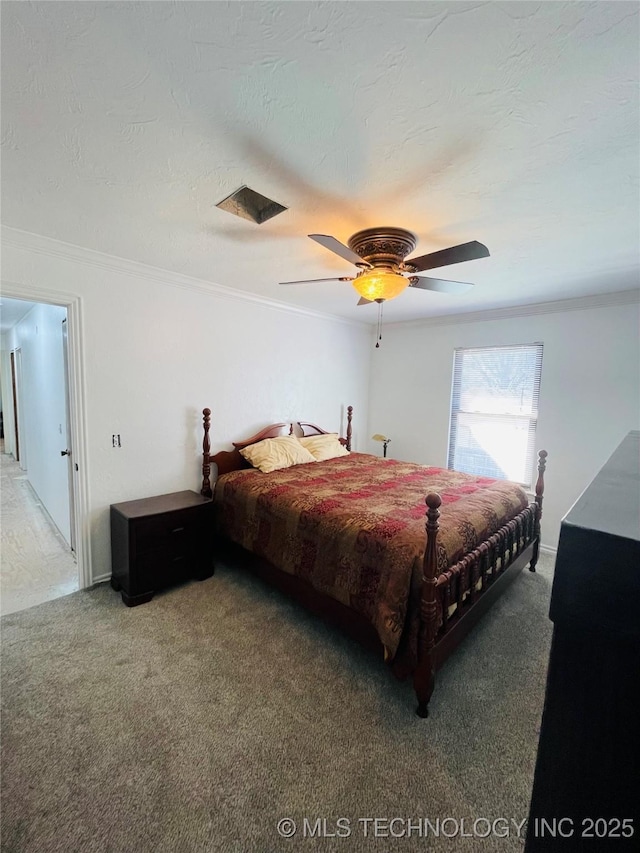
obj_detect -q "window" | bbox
[448,343,543,487]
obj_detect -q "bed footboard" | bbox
[413,451,548,718]
[413,493,441,718]
[529,450,548,572]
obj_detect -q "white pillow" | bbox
[239,435,316,473]
[297,433,350,462]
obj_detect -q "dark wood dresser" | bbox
[110,490,214,606]
[525,431,640,851]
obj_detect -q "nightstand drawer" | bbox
[133,506,208,555]
[131,550,194,594]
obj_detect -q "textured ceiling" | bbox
[2,1,638,323]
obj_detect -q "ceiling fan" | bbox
[280,227,489,304]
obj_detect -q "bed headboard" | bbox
[201,410,291,494]
[201,406,353,497]
[298,405,353,450]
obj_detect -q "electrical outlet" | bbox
[112,434,121,448]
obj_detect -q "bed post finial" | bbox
[346,405,353,451]
[202,408,212,498]
[414,492,442,718]
[529,449,548,572]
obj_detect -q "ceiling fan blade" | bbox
[309,234,371,268]
[357,297,373,306]
[405,241,489,273]
[279,276,354,285]
[410,277,474,294]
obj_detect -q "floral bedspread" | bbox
[213,454,528,660]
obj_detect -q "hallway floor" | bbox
[1,451,78,616]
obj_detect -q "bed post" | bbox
[529,449,548,572]
[201,408,212,498]
[346,405,353,451]
[413,492,441,718]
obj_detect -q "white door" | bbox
[61,317,76,552]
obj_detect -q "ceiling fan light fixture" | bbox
[352,269,408,302]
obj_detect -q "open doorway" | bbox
[0,293,88,613]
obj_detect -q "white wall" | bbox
[2,231,372,583]
[3,303,71,543]
[368,297,640,549]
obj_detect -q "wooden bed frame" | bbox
[201,406,547,718]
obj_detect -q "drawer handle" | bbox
[171,527,185,534]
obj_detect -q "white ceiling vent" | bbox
[215,185,287,224]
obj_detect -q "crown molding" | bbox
[385,288,640,330]
[1,226,367,330]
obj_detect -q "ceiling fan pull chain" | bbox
[375,300,383,348]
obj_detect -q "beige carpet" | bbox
[1,552,555,852]
[0,453,78,616]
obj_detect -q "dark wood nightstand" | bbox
[110,490,214,606]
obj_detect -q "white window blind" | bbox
[448,343,543,487]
